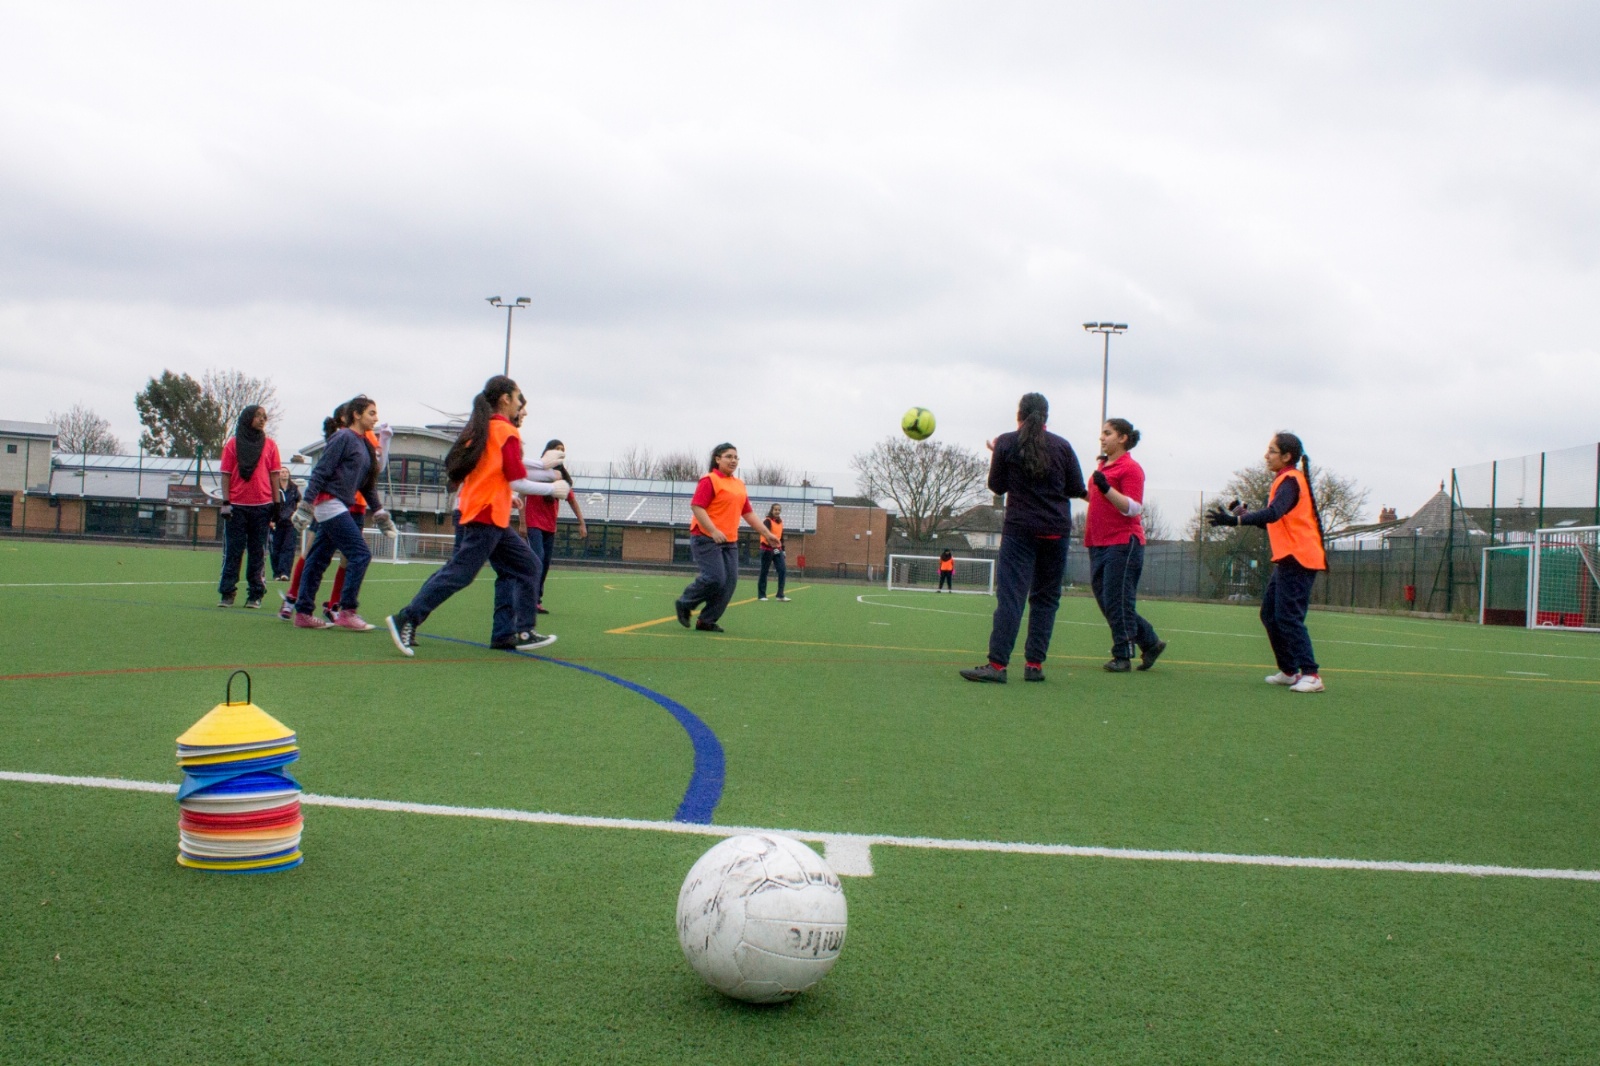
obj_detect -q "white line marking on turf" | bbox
[5,770,1597,884]
[1506,671,1550,676]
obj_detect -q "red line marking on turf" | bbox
[0,657,503,683]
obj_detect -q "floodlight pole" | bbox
[1082,322,1129,428]
[487,296,531,376]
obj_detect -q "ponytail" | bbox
[445,376,519,484]
[1015,392,1050,481]
[1300,454,1327,544]
[1273,431,1326,543]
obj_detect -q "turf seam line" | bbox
[6,770,1599,883]
[605,585,812,634]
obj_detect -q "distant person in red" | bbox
[937,549,955,593]
[217,404,280,609]
[756,503,788,601]
[1085,418,1165,672]
[524,438,588,615]
[674,444,779,632]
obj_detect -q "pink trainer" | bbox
[333,610,375,631]
[294,612,329,629]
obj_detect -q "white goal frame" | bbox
[1528,525,1600,633]
[886,554,996,596]
[361,529,455,565]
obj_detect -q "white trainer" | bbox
[1290,674,1325,693]
[514,632,557,652]
[1265,671,1301,686]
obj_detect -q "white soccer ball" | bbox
[676,834,848,1004]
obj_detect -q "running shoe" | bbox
[1103,658,1132,673]
[293,612,330,629]
[758,596,768,601]
[218,593,236,608]
[322,605,338,625]
[695,621,725,633]
[514,631,557,651]
[386,612,416,657]
[1265,671,1301,686]
[244,597,263,610]
[1023,665,1045,682]
[675,602,692,628]
[960,663,1007,683]
[332,610,375,631]
[1289,674,1325,693]
[775,595,791,602]
[536,605,550,615]
[1137,640,1167,671]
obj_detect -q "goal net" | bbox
[1530,526,1600,631]
[362,529,455,565]
[886,554,996,595]
[1479,545,1529,626]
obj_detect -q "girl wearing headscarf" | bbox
[217,404,280,609]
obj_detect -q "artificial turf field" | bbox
[3,540,1599,1064]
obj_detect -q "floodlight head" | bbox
[487,296,502,305]
[1114,323,1128,331]
[515,297,531,305]
[1082,322,1098,330]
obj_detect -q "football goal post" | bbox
[886,554,996,595]
[1529,526,1600,631]
[361,529,455,565]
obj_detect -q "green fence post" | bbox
[1489,460,1497,545]
[1538,451,1546,531]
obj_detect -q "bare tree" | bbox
[49,404,121,455]
[656,450,702,482]
[202,369,282,440]
[749,462,795,486]
[615,445,657,479]
[851,437,989,542]
[1140,501,1171,542]
[1186,460,1372,541]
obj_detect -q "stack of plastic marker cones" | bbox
[175,670,303,874]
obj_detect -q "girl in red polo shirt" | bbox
[674,443,779,633]
[1085,418,1166,672]
[524,438,588,615]
[1207,431,1329,693]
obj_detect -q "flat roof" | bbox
[0,420,57,438]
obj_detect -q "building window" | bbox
[85,500,168,537]
[5,444,16,454]
[388,456,447,487]
[0,493,12,527]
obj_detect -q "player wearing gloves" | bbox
[386,376,566,657]
[290,396,381,631]
[1206,431,1329,693]
[1085,418,1165,673]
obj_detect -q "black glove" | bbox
[218,503,233,518]
[1206,505,1239,527]
[1091,470,1110,493]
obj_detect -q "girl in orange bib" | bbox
[1207,432,1328,693]
[674,444,779,632]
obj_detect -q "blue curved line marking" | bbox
[421,635,725,824]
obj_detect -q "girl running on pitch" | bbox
[937,548,954,593]
[386,376,569,656]
[289,396,388,630]
[1206,431,1328,693]
[674,444,780,633]
[961,392,1086,683]
[1085,418,1166,672]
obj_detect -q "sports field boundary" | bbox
[6,770,1599,884]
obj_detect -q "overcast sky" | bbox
[3,1,1597,517]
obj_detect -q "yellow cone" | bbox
[176,700,295,749]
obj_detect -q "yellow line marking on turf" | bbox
[605,584,811,634]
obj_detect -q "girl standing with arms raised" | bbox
[1206,431,1328,693]
[674,444,779,633]
[1085,418,1166,672]
[385,376,568,656]
[961,393,1085,683]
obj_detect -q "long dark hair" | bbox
[446,376,520,484]
[1272,431,1326,542]
[1015,393,1050,481]
[543,439,571,484]
[339,395,380,502]
[708,443,736,473]
[322,401,350,441]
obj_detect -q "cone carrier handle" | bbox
[226,669,252,706]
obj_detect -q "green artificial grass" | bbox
[3,540,1600,1063]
